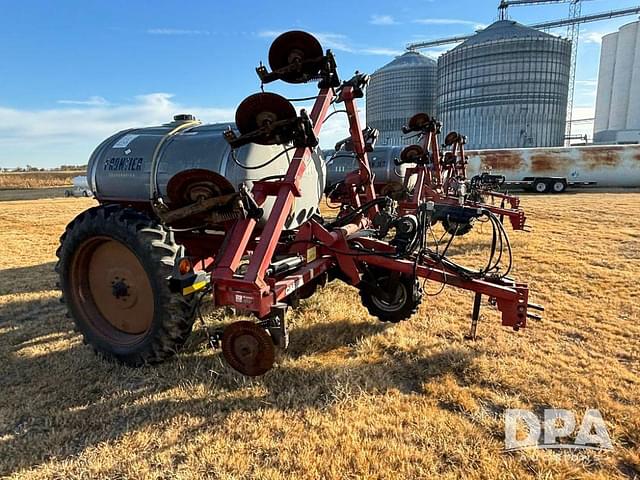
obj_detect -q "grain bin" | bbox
[437,20,572,149]
[366,52,437,145]
[594,20,640,144]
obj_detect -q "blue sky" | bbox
[0,0,637,168]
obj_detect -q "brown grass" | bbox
[0,192,639,479]
[0,171,84,190]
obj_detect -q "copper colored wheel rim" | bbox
[70,236,154,345]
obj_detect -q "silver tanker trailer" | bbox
[88,115,326,228]
[326,144,640,194]
[465,144,640,193]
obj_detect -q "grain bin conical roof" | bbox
[454,19,556,49]
[374,51,436,72]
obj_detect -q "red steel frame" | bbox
[207,86,530,330]
[398,123,527,231]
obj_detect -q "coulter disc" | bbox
[235,92,296,144]
[268,30,324,83]
[222,321,275,376]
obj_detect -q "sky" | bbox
[0,0,637,168]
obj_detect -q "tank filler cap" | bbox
[173,114,196,122]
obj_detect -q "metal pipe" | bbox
[406,6,640,50]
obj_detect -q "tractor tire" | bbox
[56,205,196,366]
[359,272,422,323]
[442,218,474,236]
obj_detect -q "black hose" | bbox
[231,146,297,170]
[326,197,387,229]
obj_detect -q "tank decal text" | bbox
[103,157,144,172]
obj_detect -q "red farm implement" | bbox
[57,31,542,376]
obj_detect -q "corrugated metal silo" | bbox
[437,20,572,149]
[594,20,640,144]
[366,51,437,145]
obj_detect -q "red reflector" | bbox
[178,258,192,275]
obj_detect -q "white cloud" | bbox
[370,15,398,26]
[146,28,210,36]
[575,79,597,87]
[258,31,352,52]
[581,31,606,45]
[57,96,109,106]
[294,101,366,151]
[257,30,401,57]
[312,32,352,52]
[0,94,235,168]
[413,18,486,30]
[362,47,403,56]
[0,93,364,168]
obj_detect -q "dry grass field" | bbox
[0,171,84,190]
[0,191,639,479]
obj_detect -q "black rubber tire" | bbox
[533,179,549,194]
[55,205,196,366]
[359,272,422,323]
[64,190,71,197]
[442,218,474,236]
[551,180,567,194]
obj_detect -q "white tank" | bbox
[87,118,326,229]
[466,144,640,188]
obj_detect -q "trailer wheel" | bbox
[442,218,474,236]
[551,180,567,193]
[56,205,196,366]
[359,272,422,323]
[533,179,549,193]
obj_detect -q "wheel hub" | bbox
[371,278,407,312]
[111,277,130,299]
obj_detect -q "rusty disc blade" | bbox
[235,92,296,140]
[407,113,430,132]
[222,321,275,376]
[444,131,460,146]
[400,144,425,163]
[166,169,235,208]
[268,30,323,83]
